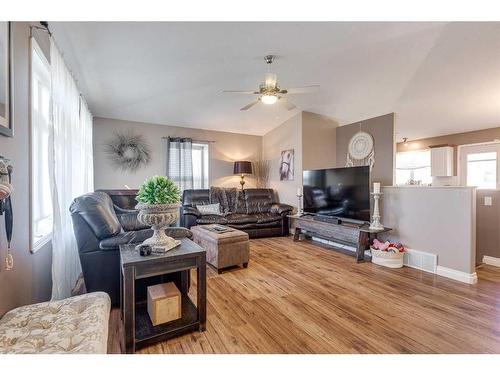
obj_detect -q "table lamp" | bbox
[233,161,253,189]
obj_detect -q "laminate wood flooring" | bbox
[108,236,500,354]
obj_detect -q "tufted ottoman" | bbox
[0,292,110,354]
[191,224,249,273]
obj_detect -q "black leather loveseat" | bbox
[181,188,293,238]
[70,190,191,305]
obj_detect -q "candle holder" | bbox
[297,192,303,216]
[369,192,384,230]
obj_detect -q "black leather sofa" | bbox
[181,188,293,238]
[70,190,192,305]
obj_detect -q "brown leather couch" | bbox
[181,188,293,238]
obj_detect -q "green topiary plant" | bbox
[136,176,181,205]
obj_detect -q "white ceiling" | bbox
[50,22,500,141]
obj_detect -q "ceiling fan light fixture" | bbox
[261,94,278,105]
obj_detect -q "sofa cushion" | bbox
[209,187,230,213]
[225,213,258,225]
[244,189,274,214]
[233,190,248,214]
[197,215,228,225]
[253,212,282,224]
[0,292,110,354]
[69,192,122,240]
[223,188,239,213]
[182,189,210,207]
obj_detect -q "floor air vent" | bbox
[403,248,437,274]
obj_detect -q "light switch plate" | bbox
[484,196,493,206]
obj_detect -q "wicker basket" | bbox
[371,248,404,268]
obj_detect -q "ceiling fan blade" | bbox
[223,90,259,95]
[240,99,260,111]
[285,85,320,94]
[279,97,297,111]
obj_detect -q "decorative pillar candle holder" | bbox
[370,192,384,230]
[296,187,303,215]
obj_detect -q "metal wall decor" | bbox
[105,131,152,172]
[346,127,375,171]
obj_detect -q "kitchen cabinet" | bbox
[431,146,454,177]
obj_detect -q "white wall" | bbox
[262,113,303,207]
[93,117,262,190]
[381,186,476,274]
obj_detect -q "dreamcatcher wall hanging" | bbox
[345,124,375,171]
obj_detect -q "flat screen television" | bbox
[302,166,370,222]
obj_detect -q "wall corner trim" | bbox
[482,255,500,268]
[436,266,478,284]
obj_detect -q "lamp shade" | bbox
[233,161,253,175]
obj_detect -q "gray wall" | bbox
[302,111,338,170]
[93,117,262,190]
[382,186,476,274]
[0,23,52,317]
[262,113,303,207]
[336,113,395,186]
[396,127,500,264]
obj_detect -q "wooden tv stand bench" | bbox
[289,214,391,262]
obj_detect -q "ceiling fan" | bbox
[223,55,319,111]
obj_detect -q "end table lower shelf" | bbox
[135,296,199,348]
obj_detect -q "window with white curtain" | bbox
[395,150,432,185]
[31,39,53,249]
[459,143,500,189]
[466,152,497,189]
[192,142,209,189]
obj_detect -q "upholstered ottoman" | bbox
[0,292,111,354]
[191,225,249,273]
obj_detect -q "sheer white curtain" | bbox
[50,39,94,300]
[166,137,193,191]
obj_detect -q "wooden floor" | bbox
[108,236,500,354]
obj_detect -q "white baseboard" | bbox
[436,266,478,284]
[482,255,500,268]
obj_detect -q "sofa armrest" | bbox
[270,203,294,215]
[182,206,202,218]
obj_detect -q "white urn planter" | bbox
[136,203,181,252]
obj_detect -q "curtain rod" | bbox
[29,22,93,117]
[162,137,215,143]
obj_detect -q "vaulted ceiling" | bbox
[51,22,500,141]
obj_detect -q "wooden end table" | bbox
[120,238,206,353]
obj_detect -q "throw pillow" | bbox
[196,203,221,216]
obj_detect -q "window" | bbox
[192,142,209,189]
[395,150,432,185]
[31,40,53,249]
[460,143,500,190]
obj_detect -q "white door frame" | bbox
[457,140,500,190]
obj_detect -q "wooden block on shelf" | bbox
[147,282,182,326]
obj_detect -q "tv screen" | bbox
[302,166,370,222]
